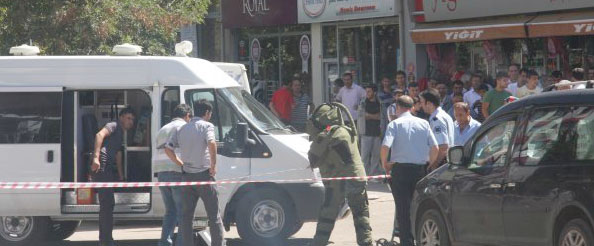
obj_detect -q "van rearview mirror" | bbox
[448,146,464,166]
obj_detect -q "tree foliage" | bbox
[0,0,212,55]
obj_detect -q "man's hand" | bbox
[209,165,217,177]
[91,157,100,173]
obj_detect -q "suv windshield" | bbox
[217,87,287,132]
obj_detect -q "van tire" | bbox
[235,188,297,245]
[0,216,49,246]
[416,209,450,246]
[557,218,594,246]
[47,220,81,241]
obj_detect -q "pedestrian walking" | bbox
[517,70,542,98]
[155,104,192,246]
[308,102,374,246]
[269,80,294,124]
[91,107,136,246]
[453,102,481,146]
[463,74,483,107]
[420,89,455,171]
[165,100,224,246]
[381,96,439,246]
[336,72,366,123]
[290,78,313,132]
[358,85,384,176]
[482,72,512,119]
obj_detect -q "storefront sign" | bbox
[529,21,594,38]
[251,39,261,74]
[298,0,397,23]
[223,0,297,28]
[421,0,594,22]
[300,35,311,73]
[411,24,527,44]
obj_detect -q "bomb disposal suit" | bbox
[308,103,373,246]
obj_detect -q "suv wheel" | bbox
[0,216,48,246]
[558,218,594,246]
[47,220,81,241]
[416,209,450,246]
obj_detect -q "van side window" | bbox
[469,120,515,169]
[161,87,180,127]
[521,107,594,165]
[0,92,62,144]
[215,92,242,141]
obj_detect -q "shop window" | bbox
[339,26,373,85]
[375,24,399,82]
[323,25,337,59]
[0,92,62,144]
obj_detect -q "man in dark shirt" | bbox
[358,85,383,176]
[91,107,136,246]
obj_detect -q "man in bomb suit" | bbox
[308,102,374,246]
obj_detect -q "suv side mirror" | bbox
[448,146,465,166]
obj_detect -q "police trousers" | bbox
[390,163,426,246]
[93,165,118,243]
[313,180,373,246]
[180,170,224,246]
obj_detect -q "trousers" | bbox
[360,135,382,176]
[93,165,117,243]
[180,170,224,246]
[312,180,373,246]
[158,171,184,246]
[390,164,426,246]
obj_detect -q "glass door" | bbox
[338,26,373,85]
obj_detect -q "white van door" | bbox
[180,86,251,215]
[0,87,63,216]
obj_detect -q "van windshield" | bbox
[217,87,287,132]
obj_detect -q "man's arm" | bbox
[428,145,439,168]
[366,112,381,120]
[482,101,490,119]
[381,146,392,173]
[208,140,217,176]
[430,144,449,170]
[165,148,183,167]
[116,151,124,181]
[269,101,280,117]
[91,128,111,172]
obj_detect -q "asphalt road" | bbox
[41,182,396,246]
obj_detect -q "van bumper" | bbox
[280,182,325,222]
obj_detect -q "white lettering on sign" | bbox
[444,30,484,40]
[243,0,270,17]
[574,23,594,33]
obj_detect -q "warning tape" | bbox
[0,175,390,189]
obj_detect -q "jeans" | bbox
[390,163,426,246]
[360,135,382,176]
[180,170,224,246]
[93,165,117,243]
[158,172,184,246]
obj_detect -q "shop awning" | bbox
[411,16,532,44]
[527,10,594,38]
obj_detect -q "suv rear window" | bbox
[520,106,594,165]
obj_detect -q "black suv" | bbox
[411,89,594,246]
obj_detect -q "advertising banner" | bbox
[223,0,298,28]
[298,0,397,24]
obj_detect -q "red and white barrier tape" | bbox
[0,175,391,189]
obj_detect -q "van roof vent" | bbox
[112,43,142,56]
[9,44,40,56]
[175,41,193,57]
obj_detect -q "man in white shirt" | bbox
[517,70,543,98]
[453,102,481,146]
[336,72,366,121]
[463,74,483,108]
[572,68,587,89]
[506,64,520,96]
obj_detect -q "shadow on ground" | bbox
[40,238,313,246]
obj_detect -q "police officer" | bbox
[380,96,439,246]
[420,89,455,171]
[308,102,374,246]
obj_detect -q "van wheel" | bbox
[416,209,450,246]
[47,220,81,241]
[558,218,594,246]
[0,216,48,246]
[236,188,297,245]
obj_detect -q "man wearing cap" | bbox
[420,89,455,171]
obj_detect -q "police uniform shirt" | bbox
[382,112,438,165]
[430,107,455,146]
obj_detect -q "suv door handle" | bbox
[47,150,54,163]
[489,184,502,189]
